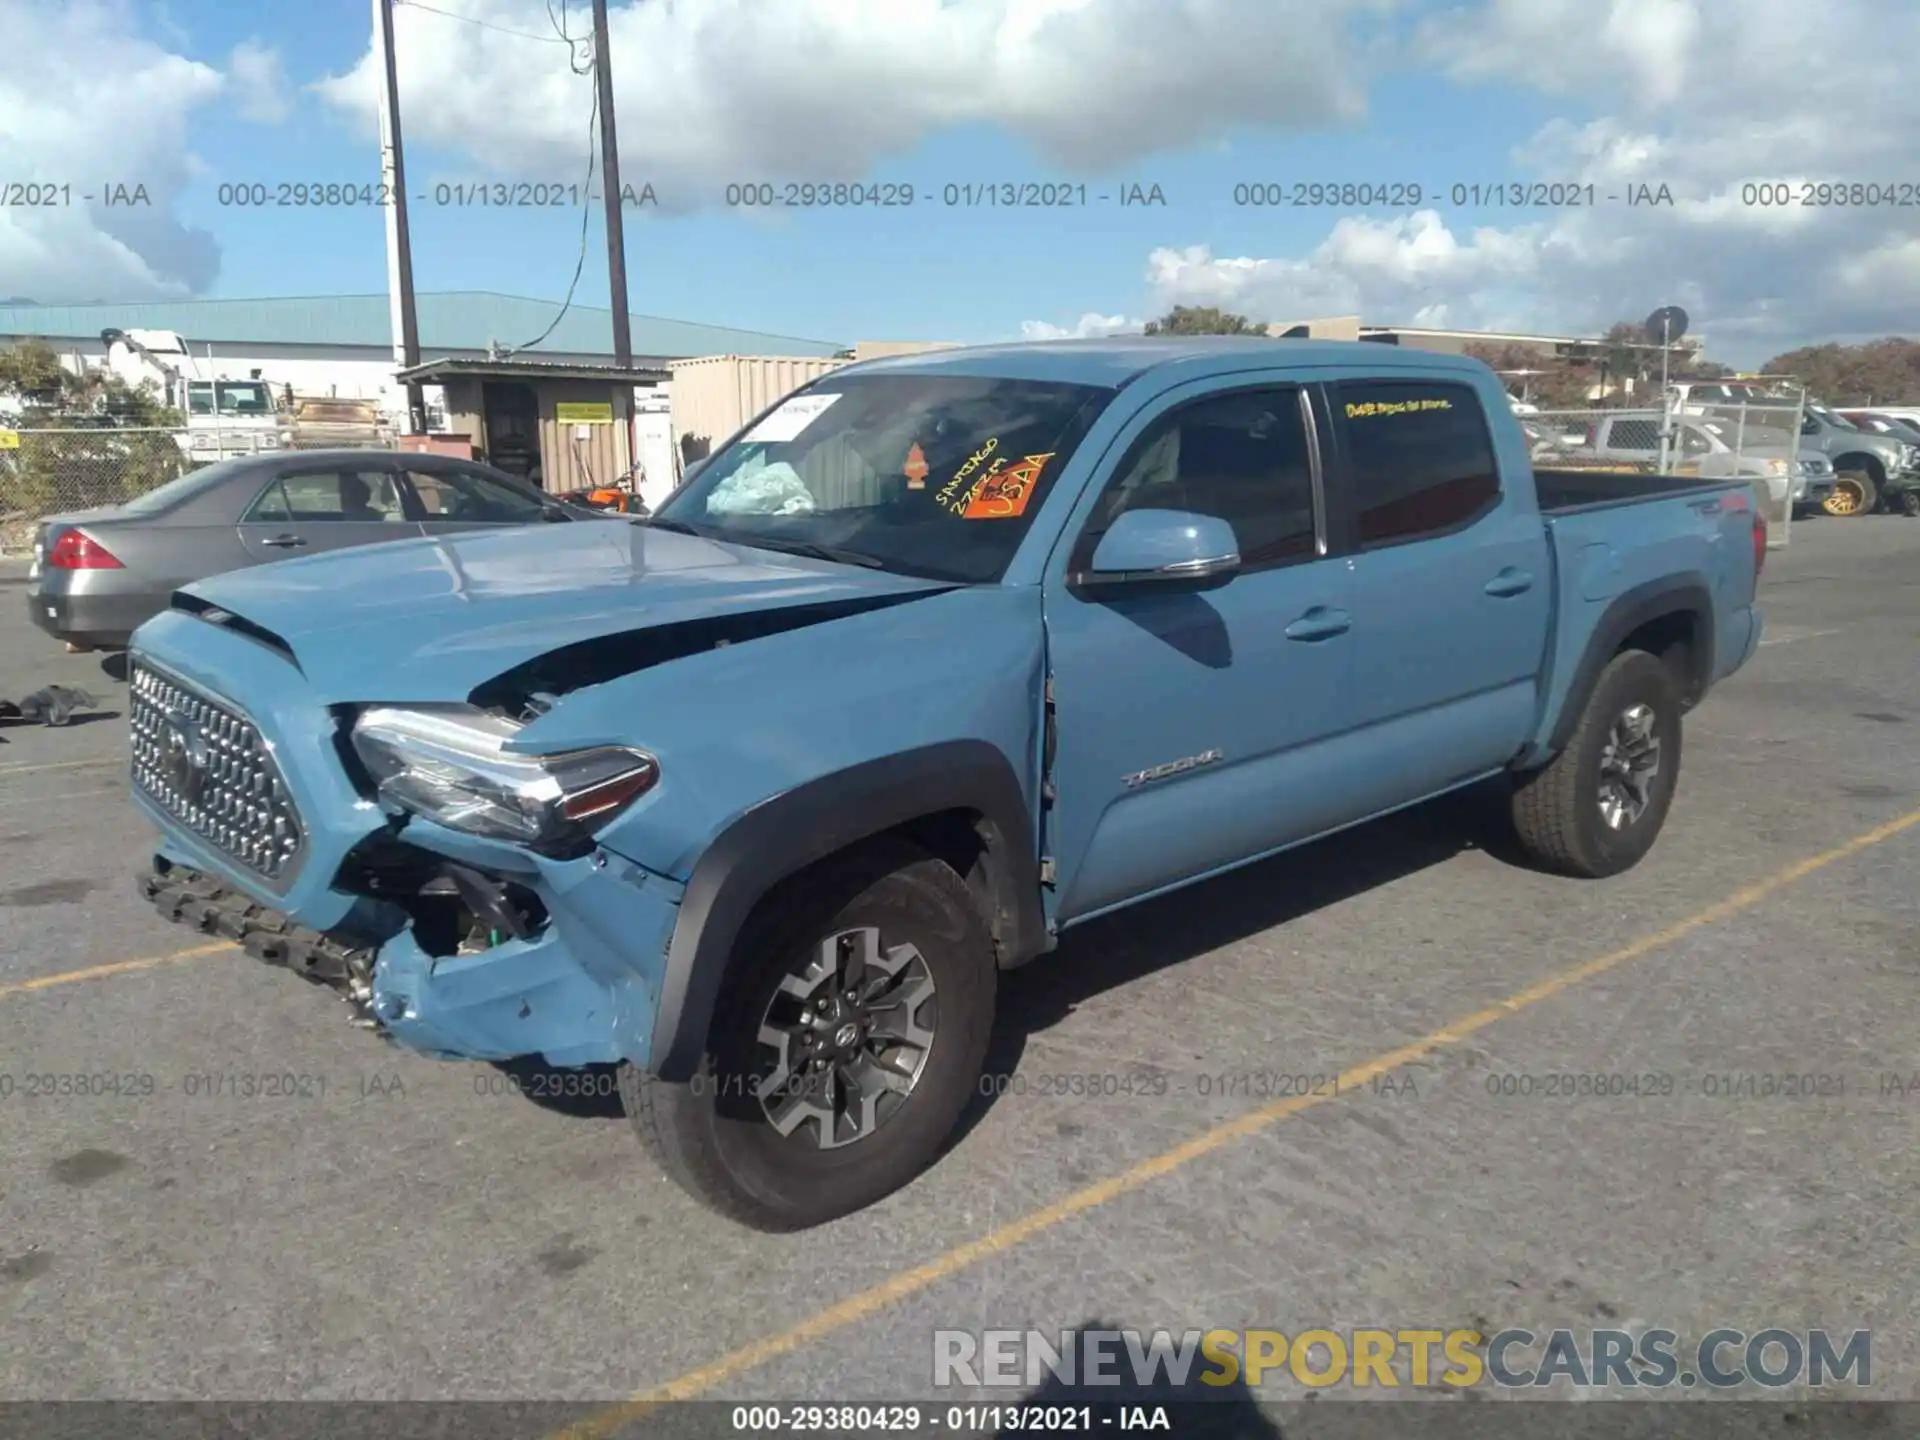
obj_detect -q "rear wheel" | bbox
[1903,490,1920,518]
[621,839,995,1230]
[1509,650,1683,879]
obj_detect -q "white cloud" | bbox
[312,0,1388,200]
[1020,312,1142,340]
[227,39,292,125]
[1109,0,1920,362]
[0,0,223,301]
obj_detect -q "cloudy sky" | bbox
[2,0,1916,365]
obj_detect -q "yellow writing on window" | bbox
[1345,398,1454,419]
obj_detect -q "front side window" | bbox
[1077,387,1319,569]
[407,466,550,523]
[1332,381,1500,547]
[652,374,1116,582]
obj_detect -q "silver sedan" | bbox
[26,449,610,650]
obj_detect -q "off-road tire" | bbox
[1509,649,1683,879]
[619,838,995,1231]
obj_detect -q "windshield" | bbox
[188,381,275,417]
[653,373,1116,582]
[1810,405,1857,431]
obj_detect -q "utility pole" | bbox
[374,0,426,433]
[591,0,632,367]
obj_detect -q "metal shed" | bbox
[395,356,668,495]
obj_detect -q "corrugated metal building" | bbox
[666,355,851,461]
[0,293,846,429]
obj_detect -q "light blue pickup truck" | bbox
[129,338,1765,1228]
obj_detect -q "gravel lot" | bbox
[2,516,1917,1432]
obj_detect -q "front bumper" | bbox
[128,612,685,1069]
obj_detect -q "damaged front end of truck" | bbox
[125,520,974,1071]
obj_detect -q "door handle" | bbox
[1484,568,1533,597]
[1284,606,1351,641]
[261,534,308,548]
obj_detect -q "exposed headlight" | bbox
[350,704,658,851]
[279,429,294,443]
[1761,458,1789,476]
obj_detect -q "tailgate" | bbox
[1528,482,1761,757]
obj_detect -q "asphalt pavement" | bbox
[1,516,1917,1430]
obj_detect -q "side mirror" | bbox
[1071,508,1240,590]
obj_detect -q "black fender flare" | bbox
[1540,575,1715,759]
[647,739,1044,1082]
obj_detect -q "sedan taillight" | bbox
[45,530,124,569]
[1752,509,1767,577]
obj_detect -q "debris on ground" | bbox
[0,685,100,726]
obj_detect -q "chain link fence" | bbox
[0,426,292,554]
[1517,388,1815,546]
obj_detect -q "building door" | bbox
[481,382,541,485]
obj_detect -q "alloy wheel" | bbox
[752,926,938,1149]
[1597,703,1661,830]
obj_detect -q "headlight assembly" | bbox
[350,704,657,851]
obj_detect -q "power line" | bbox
[504,79,601,354]
[393,0,571,45]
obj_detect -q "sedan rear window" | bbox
[116,460,247,515]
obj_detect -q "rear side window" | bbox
[1332,381,1499,547]
[243,469,408,523]
[1605,418,1661,452]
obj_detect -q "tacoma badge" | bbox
[1122,749,1224,788]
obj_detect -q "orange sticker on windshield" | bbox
[903,442,929,489]
[962,452,1054,519]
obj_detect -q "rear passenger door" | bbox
[236,462,422,562]
[402,462,556,537]
[1327,377,1551,804]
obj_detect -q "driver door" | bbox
[1042,378,1356,923]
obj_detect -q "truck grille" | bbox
[129,660,303,884]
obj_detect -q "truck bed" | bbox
[1518,470,1761,767]
[1533,466,1727,513]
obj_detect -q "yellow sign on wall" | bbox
[555,402,614,424]
[0,428,19,450]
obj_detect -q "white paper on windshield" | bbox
[743,392,841,444]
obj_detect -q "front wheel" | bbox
[1509,649,1683,878]
[621,839,996,1230]
[1823,471,1878,517]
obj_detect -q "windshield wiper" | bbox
[735,535,887,569]
[638,515,705,536]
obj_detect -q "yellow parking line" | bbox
[0,942,230,1000]
[0,756,121,777]
[554,805,1920,1440]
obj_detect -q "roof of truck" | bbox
[834,335,1492,388]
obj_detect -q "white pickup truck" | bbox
[1574,411,1836,515]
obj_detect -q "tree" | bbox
[0,338,188,532]
[1759,337,1920,405]
[1143,305,1262,336]
[1461,341,1594,408]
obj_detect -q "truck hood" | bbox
[173,520,957,703]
